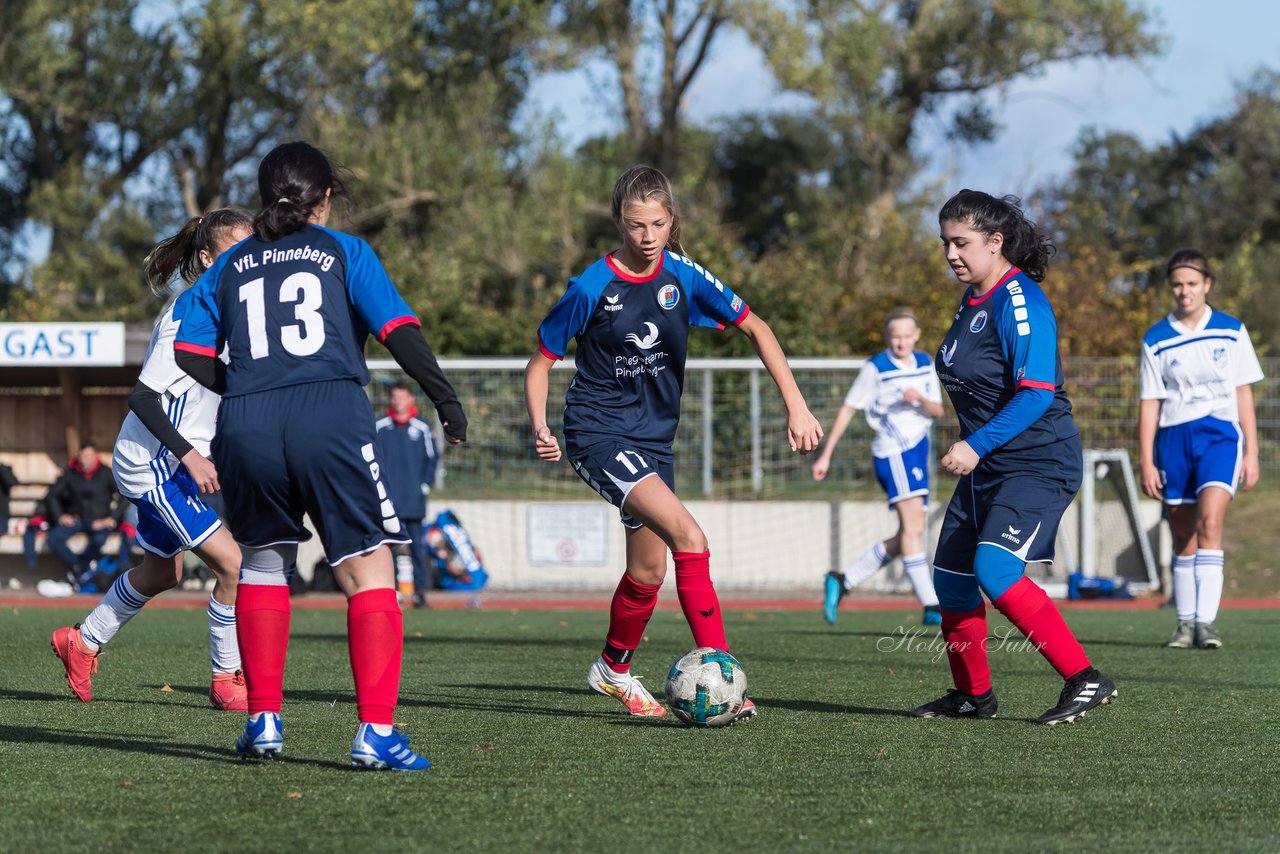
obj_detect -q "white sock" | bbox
[367,723,394,736]
[903,553,939,607]
[208,596,241,674]
[1172,554,1196,622]
[79,570,151,650]
[1194,549,1225,624]
[842,542,891,589]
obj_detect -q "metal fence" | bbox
[368,357,1280,500]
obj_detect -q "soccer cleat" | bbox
[50,625,99,702]
[209,670,249,712]
[1035,668,1117,726]
[922,605,942,626]
[1164,619,1195,649]
[235,712,283,759]
[350,724,432,771]
[1194,622,1222,650]
[910,688,998,719]
[587,659,667,717]
[730,697,758,725]
[822,571,847,625]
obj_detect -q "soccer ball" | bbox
[664,646,748,727]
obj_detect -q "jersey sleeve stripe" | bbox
[377,315,420,343]
[730,303,751,327]
[1018,378,1056,391]
[538,337,563,361]
[173,341,217,358]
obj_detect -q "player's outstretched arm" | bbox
[735,312,822,453]
[524,352,561,462]
[383,325,467,444]
[812,405,856,481]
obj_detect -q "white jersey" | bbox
[844,350,942,457]
[113,290,223,499]
[1140,306,1263,429]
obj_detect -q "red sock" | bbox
[941,604,992,696]
[236,584,291,715]
[993,577,1090,679]
[674,550,727,650]
[602,572,661,673]
[347,588,403,726]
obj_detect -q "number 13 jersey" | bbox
[174,225,417,397]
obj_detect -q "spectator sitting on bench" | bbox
[45,441,125,580]
[0,462,16,535]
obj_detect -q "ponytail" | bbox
[143,207,253,295]
[254,141,349,242]
[939,189,1056,282]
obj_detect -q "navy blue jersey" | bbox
[935,267,1078,468]
[538,251,749,449]
[175,225,417,397]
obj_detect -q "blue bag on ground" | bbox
[427,509,488,591]
[1067,571,1134,600]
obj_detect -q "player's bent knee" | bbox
[934,570,982,613]
[973,544,1025,602]
[240,543,298,586]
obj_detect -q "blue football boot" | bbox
[823,571,847,625]
[235,712,283,760]
[350,724,432,772]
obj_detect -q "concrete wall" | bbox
[293,498,1168,594]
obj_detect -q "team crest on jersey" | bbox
[1213,347,1227,367]
[969,311,988,333]
[657,285,680,310]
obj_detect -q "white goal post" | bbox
[1078,448,1161,591]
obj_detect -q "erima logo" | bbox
[940,340,958,367]
[624,322,661,350]
[1002,524,1022,544]
[1008,525,1021,535]
[699,607,716,618]
[604,293,623,312]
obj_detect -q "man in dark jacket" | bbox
[45,441,125,578]
[0,462,16,535]
[375,382,440,608]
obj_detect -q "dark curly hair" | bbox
[939,189,1056,282]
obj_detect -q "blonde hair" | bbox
[885,306,920,332]
[611,165,685,255]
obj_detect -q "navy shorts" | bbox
[567,438,675,529]
[132,467,223,558]
[213,380,410,564]
[873,436,930,506]
[934,437,1082,571]
[1156,417,1242,504]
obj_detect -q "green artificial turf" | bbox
[1,606,1277,852]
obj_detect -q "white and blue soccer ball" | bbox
[664,646,747,727]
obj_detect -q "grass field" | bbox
[1,604,1277,852]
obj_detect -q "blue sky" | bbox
[523,0,1280,196]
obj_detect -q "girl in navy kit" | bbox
[913,189,1116,726]
[176,142,466,769]
[525,165,823,719]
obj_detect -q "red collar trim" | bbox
[966,266,1022,306]
[606,252,665,283]
[387,405,418,426]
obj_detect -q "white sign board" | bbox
[527,504,611,566]
[0,323,126,366]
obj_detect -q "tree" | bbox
[542,1,732,179]
[739,0,1162,222]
